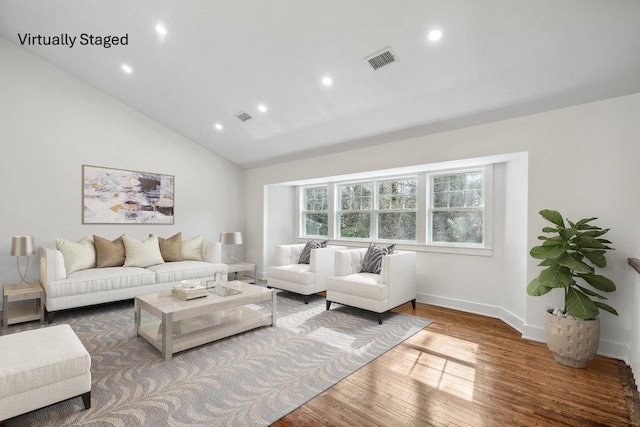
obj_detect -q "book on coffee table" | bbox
[171,286,208,300]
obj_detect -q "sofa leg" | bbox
[81,391,91,410]
[304,295,309,304]
[377,313,383,325]
[326,300,332,310]
[411,298,417,309]
[266,286,271,289]
[47,311,55,324]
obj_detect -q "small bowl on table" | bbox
[180,279,201,289]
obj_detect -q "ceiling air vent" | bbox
[366,47,397,70]
[235,111,252,122]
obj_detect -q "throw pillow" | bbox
[298,238,328,264]
[55,235,96,274]
[182,235,203,261]
[360,242,396,274]
[150,232,183,262]
[122,235,165,268]
[94,235,126,268]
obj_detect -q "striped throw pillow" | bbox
[360,242,395,274]
[298,238,328,264]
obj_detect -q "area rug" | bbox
[9,292,431,427]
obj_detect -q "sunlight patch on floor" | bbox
[394,331,479,402]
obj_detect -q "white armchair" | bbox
[267,244,345,303]
[326,248,416,324]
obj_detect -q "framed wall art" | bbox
[82,165,175,224]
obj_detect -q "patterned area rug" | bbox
[9,292,431,426]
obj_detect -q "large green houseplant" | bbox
[527,209,617,367]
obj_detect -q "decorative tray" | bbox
[209,286,242,297]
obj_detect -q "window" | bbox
[430,171,484,244]
[301,186,328,237]
[338,182,372,238]
[377,179,417,240]
[298,164,492,253]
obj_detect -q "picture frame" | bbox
[82,164,175,224]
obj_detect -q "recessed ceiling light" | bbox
[121,64,133,74]
[428,29,442,42]
[214,123,223,131]
[322,76,333,86]
[155,23,167,36]
[257,104,267,113]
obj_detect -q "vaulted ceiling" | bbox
[1,1,640,168]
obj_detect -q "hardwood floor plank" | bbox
[273,303,639,426]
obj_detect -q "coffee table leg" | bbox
[2,293,7,335]
[163,313,173,361]
[134,299,140,337]
[271,289,277,326]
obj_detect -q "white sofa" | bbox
[326,248,416,324]
[267,243,345,303]
[40,241,227,314]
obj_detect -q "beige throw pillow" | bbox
[150,232,183,262]
[55,236,96,274]
[122,235,165,268]
[181,235,203,261]
[94,235,126,268]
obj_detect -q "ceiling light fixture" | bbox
[322,76,333,86]
[155,23,167,36]
[257,104,267,113]
[121,64,133,74]
[214,123,223,131]
[428,29,442,42]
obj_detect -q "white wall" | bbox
[0,37,245,308]
[263,185,296,274]
[245,92,640,363]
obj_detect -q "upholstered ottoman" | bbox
[0,324,91,422]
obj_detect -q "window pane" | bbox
[378,212,416,240]
[432,211,483,244]
[465,190,483,207]
[304,213,328,236]
[449,191,465,208]
[339,212,370,238]
[378,179,417,210]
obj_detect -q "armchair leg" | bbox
[81,391,91,409]
[326,300,332,310]
[411,299,416,309]
[377,313,383,325]
[304,295,309,304]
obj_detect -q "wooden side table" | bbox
[2,282,45,334]
[225,261,257,284]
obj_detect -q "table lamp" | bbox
[219,232,242,262]
[11,235,35,285]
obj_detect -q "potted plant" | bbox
[527,209,617,368]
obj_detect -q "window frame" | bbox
[427,166,492,249]
[297,165,493,254]
[336,180,374,240]
[299,185,329,238]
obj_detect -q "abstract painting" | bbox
[82,165,174,224]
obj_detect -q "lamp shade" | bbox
[219,232,243,245]
[11,236,35,256]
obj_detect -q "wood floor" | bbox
[273,303,639,427]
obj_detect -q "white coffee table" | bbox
[134,281,276,360]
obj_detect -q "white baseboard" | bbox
[418,292,629,362]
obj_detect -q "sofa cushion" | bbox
[361,242,395,274]
[182,235,203,261]
[298,239,328,264]
[122,235,165,268]
[0,324,91,400]
[147,261,220,284]
[326,273,387,300]
[152,232,183,262]
[94,235,125,268]
[46,266,156,298]
[56,236,96,275]
[267,264,314,286]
